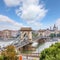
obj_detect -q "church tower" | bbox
[53,24,58,31]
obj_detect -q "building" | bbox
[38,24,59,37]
[2,30,11,39]
[50,24,59,35]
[0,30,18,39]
[11,30,18,38]
[44,29,51,37]
[0,24,59,40]
[0,31,3,38]
[53,24,58,31]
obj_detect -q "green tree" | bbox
[0,55,4,60]
[49,33,56,38]
[40,43,60,60]
[57,33,60,37]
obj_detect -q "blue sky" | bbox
[0,0,60,30]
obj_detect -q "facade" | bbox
[44,29,51,37]
[0,31,3,38]
[50,24,59,34]
[2,30,11,39]
[38,24,59,37]
[11,30,18,38]
[0,30,18,39]
[53,24,58,31]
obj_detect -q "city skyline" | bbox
[0,0,60,30]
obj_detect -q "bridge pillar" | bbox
[20,27,32,42]
[18,43,36,52]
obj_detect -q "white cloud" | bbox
[0,15,23,30]
[15,0,47,29]
[4,0,21,7]
[27,21,42,30]
[4,0,47,21]
[56,18,60,26]
[4,0,48,29]
[4,0,39,7]
[16,0,47,22]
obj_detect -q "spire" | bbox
[54,24,56,28]
[53,24,58,31]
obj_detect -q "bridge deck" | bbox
[0,35,50,50]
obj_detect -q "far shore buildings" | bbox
[0,30,18,39]
[38,24,60,37]
[0,24,60,39]
[0,31,3,38]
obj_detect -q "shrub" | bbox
[40,42,60,60]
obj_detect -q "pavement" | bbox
[22,56,39,60]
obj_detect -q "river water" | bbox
[34,41,57,53]
[0,40,13,48]
[0,40,58,53]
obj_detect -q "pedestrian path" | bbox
[22,56,39,60]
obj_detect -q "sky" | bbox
[0,0,60,30]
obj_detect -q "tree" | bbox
[1,45,18,60]
[40,43,60,60]
[49,33,56,38]
[57,33,60,37]
[0,55,4,60]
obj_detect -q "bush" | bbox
[40,42,60,60]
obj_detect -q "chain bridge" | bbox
[0,27,50,50]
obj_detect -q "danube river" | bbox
[33,41,57,53]
[0,40,13,48]
[0,39,59,53]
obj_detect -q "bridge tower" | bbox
[20,27,32,42]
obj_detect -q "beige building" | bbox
[11,30,18,37]
[0,30,18,39]
[0,31,3,38]
[2,30,11,39]
[44,29,51,37]
[38,29,50,37]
